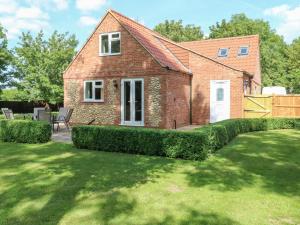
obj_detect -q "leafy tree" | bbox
[0,24,12,91]
[12,30,78,104]
[154,20,203,42]
[209,14,288,87]
[286,38,300,93]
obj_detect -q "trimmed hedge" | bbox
[72,126,209,160]
[196,118,299,152]
[72,118,300,161]
[0,120,52,143]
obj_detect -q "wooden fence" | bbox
[244,95,300,118]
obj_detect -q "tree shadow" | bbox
[0,142,175,225]
[185,130,300,196]
[144,206,241,225]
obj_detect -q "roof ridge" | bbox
[180,34,259,44]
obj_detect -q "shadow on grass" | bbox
[145,207,241,225]
[0,142,175,225]
[185,130,300,196]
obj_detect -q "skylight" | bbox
[218,48,228,57]
[239,46,249,56]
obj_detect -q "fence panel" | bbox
[244,95,272,118]
[272,95,300,118]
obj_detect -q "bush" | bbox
[195,118,299,152]
[0,120,52,143]
[72,118,300,161]
[295,121,300,130]
[72,126,209,160]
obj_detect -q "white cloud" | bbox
[79,16,98,26]
[16,6,49,19]
[52,0,68,10]
[76,0,106,12]
[0,2,49,40]
[264,4,300,42]
[0,15,49,39]
[0,0,18,13]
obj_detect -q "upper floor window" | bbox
[84,80,104,102]
[100,32,121,56]
[238,46,249,56]
[218,48,228,57]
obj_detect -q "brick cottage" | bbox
[64,9,261,129]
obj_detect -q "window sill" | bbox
[82,100,104,103]
[99,53,121,57]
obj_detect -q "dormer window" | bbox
[218,48,228,57]
[99,32,121,56]
[238,46,249,56]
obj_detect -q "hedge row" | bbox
[0,120,52,143]
[72,118,300,161]
[196,118,298,152]
[72,126,209,160]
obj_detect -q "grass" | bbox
[0,130,300,225]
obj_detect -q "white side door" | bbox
[210,80,230,123]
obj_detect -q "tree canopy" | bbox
[0,24,12,91]
[12,31,78,104]
[154,20,203,42]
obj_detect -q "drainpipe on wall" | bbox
[189,75,193,125]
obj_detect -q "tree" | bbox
[209,14,288,87]
[0,24,12,91]
[12,30,78,104]
[286,37,300,93]
[154,20,203,42]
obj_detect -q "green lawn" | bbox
[0,130,300,225]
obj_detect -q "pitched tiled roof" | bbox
[109,9,191,74]
[180,35,261,83]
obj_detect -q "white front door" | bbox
[210,80,230,123]
[121,78,144,126]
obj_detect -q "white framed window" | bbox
[99,32,121,56]
[84,80,104,102]
[238,46,249,56]
[218,48,229,57]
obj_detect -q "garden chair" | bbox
[33,107,45,120]
[52,108,73,131]
[37,109,51,123]
[2,109,14,120]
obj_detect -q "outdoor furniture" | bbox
[52,108,73,131]
[33,107,45,120]
[2,109,14,120]
[1,108,8,115]
[37,109,51,122]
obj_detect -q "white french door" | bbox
[121,78,144,126]
[210,80,230,123]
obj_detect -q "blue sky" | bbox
[1,0,300,49]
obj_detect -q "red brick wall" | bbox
[189,52,245,124]
[164,72,191,129]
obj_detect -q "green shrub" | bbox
[72,118,300,161]
[195,118,299,152]
[0,120,52,143]
[295,121,300,130]
[72,126,209,160]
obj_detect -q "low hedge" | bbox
[72,118,299,161]
[196,118,299,152]
[72,126,209,160]
[0,120,52,143]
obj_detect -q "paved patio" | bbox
[51,125,72,143]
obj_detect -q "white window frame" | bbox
[218,48,229,57]
[99,32,121,56]
[238,46,249,56]
[83,80,104,102]
[121,78,144,126]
